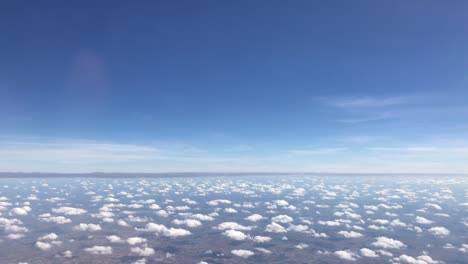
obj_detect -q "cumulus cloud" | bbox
[207,199,231,206]
[39,214,71,224]
[253,235,272,243]
[245,214,263,222]
[7,233,25,239]
[222,230,249,241]
[73,223,102,232]
[117,220,130,227]
[52,207,87,215]
[127,237,147,245]
[397,254,441,264]
[338,231,363,238]
[265,222,287,233]
[360,248,378,258]
[295,243,309,249]
[131,245,155,256]
[9,207,30,216]
[137,222,191,237]
[231,249,254,258]
[318,220,340,227]
[415,216,433,225]
[274,200,289,207]
[189,214,214,221]
[272,215,293,224]
[38,233,58,241]
[372,237,406,249]
[84,246,113,255]
[172,219,202,228]
[35,241,52,251]
[428,227,450,237]
[216,222,252,231]
[334,250,358,261]
[106,235,124,243]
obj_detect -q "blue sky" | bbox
[1,1,468,173]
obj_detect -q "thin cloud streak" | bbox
[288,148,347,155]
[327,96,407,109]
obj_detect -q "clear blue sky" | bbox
[1,1,468,173]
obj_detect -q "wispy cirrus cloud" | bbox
[337,112,394,123]
[288,148,346,155]
[319,95,408,124]
[326,96,407,109]
[368,146,468,154]
[369,147,436,152]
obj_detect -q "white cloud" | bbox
[222,230,249,241]
[7,233,25,239]
[52,207,87,215]
[136,222,191,237]
[9,207,29,216]
[127,237,147,245]
[231,249,254,258]
[274,200,289,207]
[398,254,441,264]
[265,222,287,233]
[295,243,309,249]
[117,220,130,227]
[415,216,433,225]
[224,208,238,213]
[35,241,52,251]
[372,237,406,249]
[360,248,378,258]
[38,233,58,241]
[73,223,102,232]
[326,96,405,109]
[130,245,155,257]
[207,199,231,206]
[172,219,202,228]
[459,244,468,253]
[288,148,346,155]
[253,236,272,243]
[271,215,293,224]
[106,235,124,243]
[84,246,113,255]
[337,231,363,238]
[63,250,73,258]
[334,250,358,261]
[156,210,170,218]
[428,227,450,237]
[216,222,252,231]
[39,215,71,224]
[318,220,340,227]
[189,214,214,221]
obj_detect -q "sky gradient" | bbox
[1,1,468,173]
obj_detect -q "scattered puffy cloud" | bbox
[84,246,113,255]
[428,227,450,237]
[231,249,254,258]
[397,254,441,264]
[265,222,287,233]
[222,230,249,241]
[360,248,378,258]
[35,241,52,251]
[73,223,102,232]
[272,215,294,224]
[338,231,363,238]
[415,216,433,225]
[52,207,87,216]
[372,237,406,249]
[334,250,358,261]
[131,245,155,256]
[216,222,252,231]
